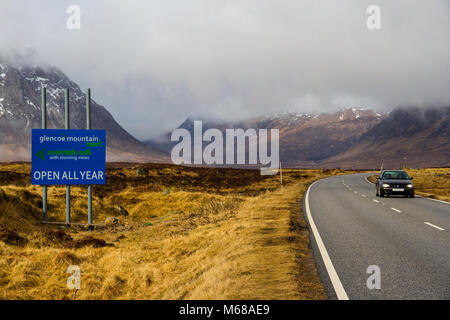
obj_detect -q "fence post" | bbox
[280,161,283,185]
[65,88,71,225]
[41,88,47,221]
[86,88,93,230]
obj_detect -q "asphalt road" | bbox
[305,173,450,300]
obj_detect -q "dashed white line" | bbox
[373,199,380,203]
[424,222,445,231]
[391,208,402,213]
[354,191,358,194]
[361,194,367,198]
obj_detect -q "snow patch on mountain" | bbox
[0,54,168,162]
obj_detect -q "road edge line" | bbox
[365,175,375,185]
[305,179,349,300]
[417,196,450,205]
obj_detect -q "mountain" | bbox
[257,108,386,166]
[146,108,387,167]
[0,55,168,162]
[320,106,450,169]
[147,106,450,169]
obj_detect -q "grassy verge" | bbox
[367,168,450,202]
[0,163,353,299]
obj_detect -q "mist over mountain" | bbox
[147,106,450,169]
[0,55,168,162]
[1,1,449,139]
[321,106,450,168]
[146,108,385,166]
[0,49,448,168]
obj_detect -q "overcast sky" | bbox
[2,0,450,139]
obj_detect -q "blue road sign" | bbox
[31,129,106,185]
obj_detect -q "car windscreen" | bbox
[382,171,410,180]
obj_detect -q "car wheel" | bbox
[410,194,415,198]
[380,190,384,197]
[376,187,379,197]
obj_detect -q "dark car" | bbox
[375,170,415,198]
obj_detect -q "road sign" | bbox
[31,129,106,185]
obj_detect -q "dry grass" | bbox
[368,168,450,202]
[0,163,351,300]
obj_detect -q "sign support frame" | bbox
[41,87,48,222]
[86,88,93,230]
[38,87,102,229]
[65,88,71,225]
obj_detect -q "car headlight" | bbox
[382,184,390,188]
[407,184,413,188]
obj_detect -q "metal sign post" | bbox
[41,88,47,222]
[65,88,71,225]
[36,87,105,228]
[86,88,93,229]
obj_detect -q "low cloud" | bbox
[1,0,449,139]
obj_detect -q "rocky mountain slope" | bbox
[0,56,168,162]
[258,108,386,166]
[146,108,386,167]
[147,106,450,169]
[320,106,450,169]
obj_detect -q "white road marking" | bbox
[416,196,450,205]
[373,199,380,203]
[365,176,376,185]
[305,180,349,300]
[424,222,445,231]
[391,208,402,213]
[361,194,367,198]
[426,198,450,205]
[349,188,352,191]
[354,191,358,194]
